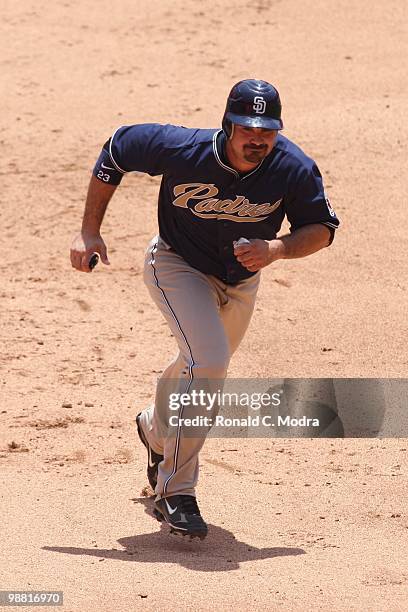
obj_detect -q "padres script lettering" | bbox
[172,183,282,222]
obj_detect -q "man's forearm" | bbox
[272,223,332,260]
[81,175,118,235]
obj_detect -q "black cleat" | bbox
[135,412,163,490]
[154,495,208,540]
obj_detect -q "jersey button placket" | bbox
[218,214,231,282]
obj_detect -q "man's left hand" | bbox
[234,239,284,272]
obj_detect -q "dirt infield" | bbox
[1,1,407,610]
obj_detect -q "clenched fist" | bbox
[233,238,285,272]
[70,232,110,273]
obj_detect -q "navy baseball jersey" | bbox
[93,124,339,284]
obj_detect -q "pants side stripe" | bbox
[148,239,195,496]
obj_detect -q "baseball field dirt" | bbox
[1,1,407,610]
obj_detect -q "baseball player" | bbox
[70,79,339,540]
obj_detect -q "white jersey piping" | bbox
[109,126,127,174]
[212,130,266,181]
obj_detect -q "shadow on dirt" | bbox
[42,496,305,572]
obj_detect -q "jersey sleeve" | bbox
[108,123,194,176]
[92,123,192,186]
[285,162,340,235]
[92,143,124,186]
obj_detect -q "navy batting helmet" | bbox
[222,79,283,137]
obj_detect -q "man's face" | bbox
[227,125,278,168]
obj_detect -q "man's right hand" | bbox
[70,232,110,272]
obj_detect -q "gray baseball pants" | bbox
[137,235,260,499]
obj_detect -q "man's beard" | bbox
[243,145,267,163]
